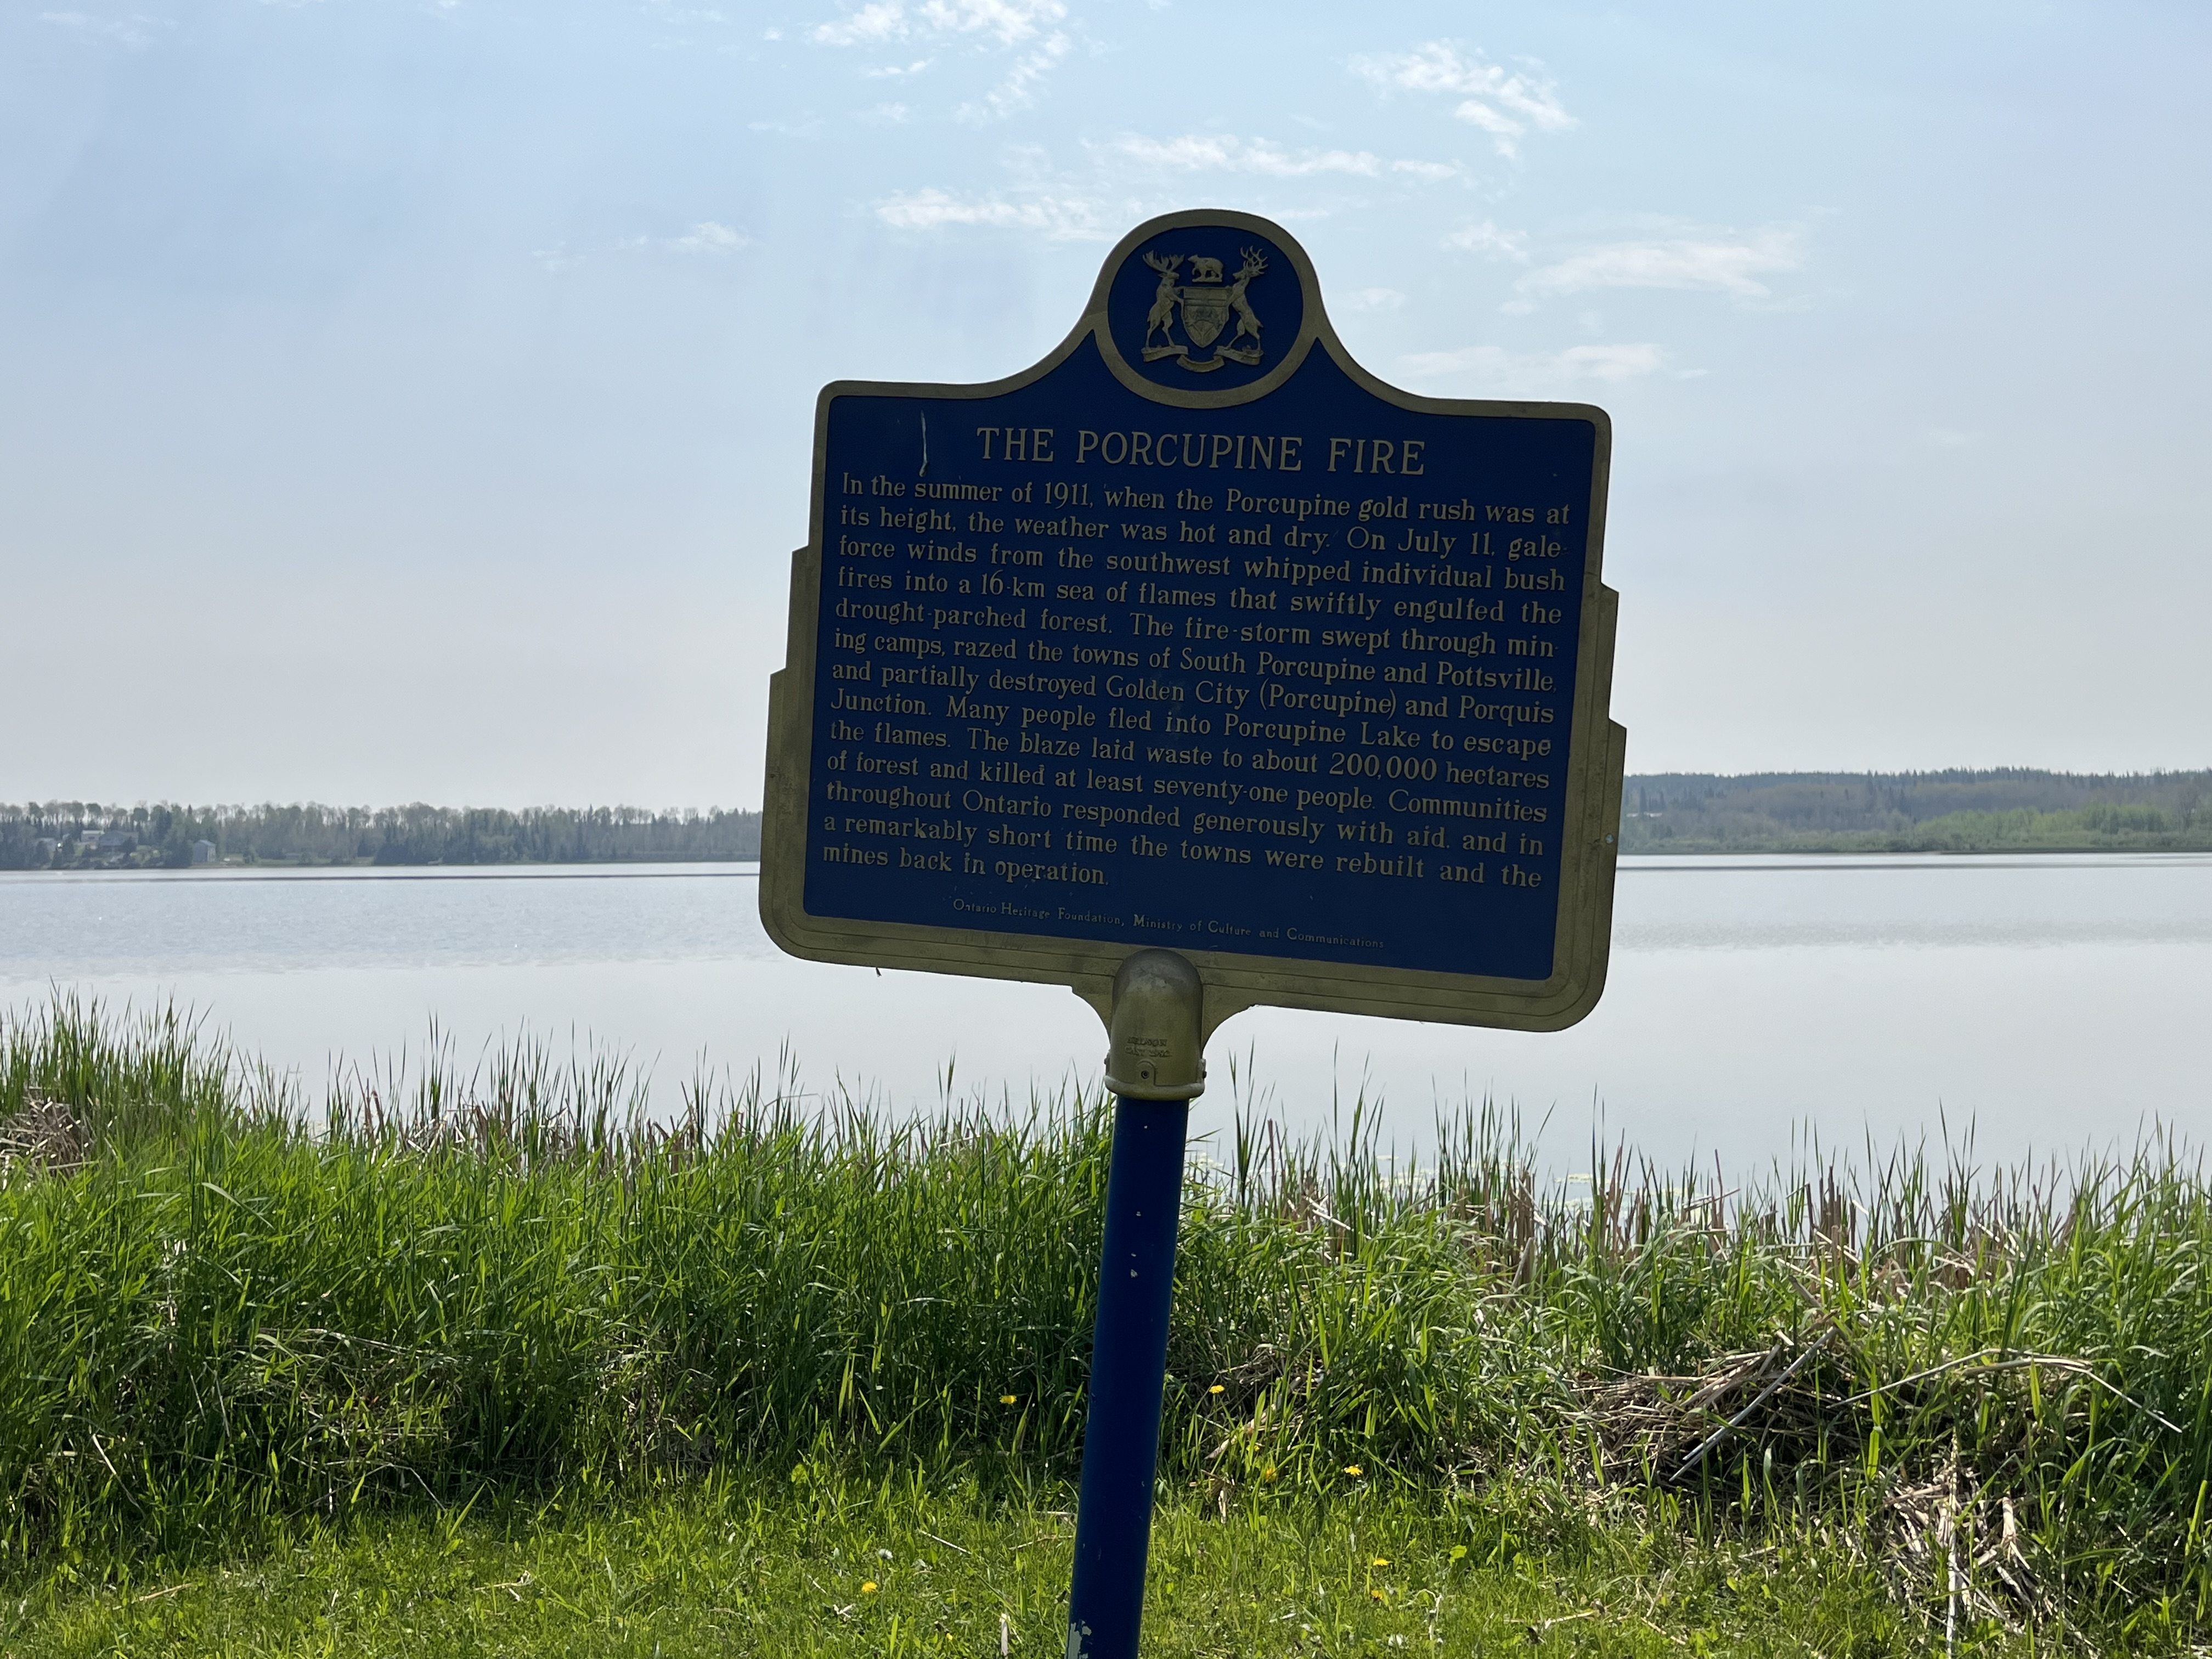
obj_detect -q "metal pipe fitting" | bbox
[1101,948,1205,1101]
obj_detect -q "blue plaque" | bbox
[763,210,1624,1032]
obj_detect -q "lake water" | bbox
[3,855,2206,1171]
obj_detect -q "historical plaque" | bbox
[762,208,1625,1034]
[761,207,1626,1659]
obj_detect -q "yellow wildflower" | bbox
[1344,1465,1364,1477]
[1000,1395,1017,1405]
[861,1581,878,1594]
[1372,1558,1390,1567]
[1209,1384,1224,1395]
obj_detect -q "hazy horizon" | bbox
[12,765,2212,822]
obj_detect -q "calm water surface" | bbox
[3,856,2205,1168]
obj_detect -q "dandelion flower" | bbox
[1261,1466,1279,1481]
[1372,1557,1390,1567]
[861,1582,878,1594]
[1000,1395,1018,1405]
[1209,1384,1224,1395]
[1344,1465,1364,1477]
[1370,1589,1386,1602]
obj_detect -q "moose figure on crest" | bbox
[1221,247,1267,365]
[1140,252,1183,357]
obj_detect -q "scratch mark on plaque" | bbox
[919,411,929,478]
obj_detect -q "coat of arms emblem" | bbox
[1140,247,1268,373]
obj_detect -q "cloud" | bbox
[1352,41,1573,157]
[39,10,156,46]
[1341,287,1407,312]
[859,101,912,122]
[1398,341,1666,394]
[875,124,1460,246]
[875,187,1104,239]
[957,29,1070,121]
[812,0,1065,48]
[1100,133,1460,181]
[862,58,933,76]
[811,2,907,44]
[1520,228,1804,297]
[923,0,1065,43]
[813,2,1071,122]
[1446,219,1529,261]
[533,224,750,270]
[1107,133,1381,177]
[667,221,749,254]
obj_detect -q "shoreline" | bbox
[9,845,2212,876]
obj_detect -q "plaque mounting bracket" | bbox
[1078,960,1253,1059]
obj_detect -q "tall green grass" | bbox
[1,994,2207,1640]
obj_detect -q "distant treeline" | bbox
[1,803,761,870]
[9,771,2209,868]
[1622,769,2212,853]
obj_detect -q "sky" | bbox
[3,0,2205,810]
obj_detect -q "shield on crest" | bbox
[1178,285,1231,348]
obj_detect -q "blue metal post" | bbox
[1065,1092,1191,1659]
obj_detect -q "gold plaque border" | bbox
[761,208,1626,1037]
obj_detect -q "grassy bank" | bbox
[13,1476,1927,1657]
[2,996,2208,1647]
